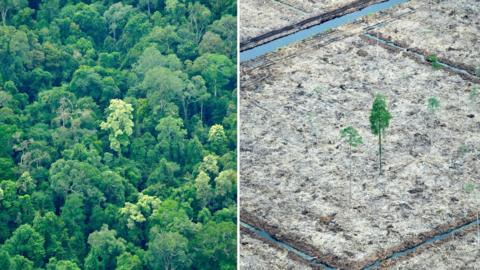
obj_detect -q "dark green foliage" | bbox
[369,94,391,174]
[4,224,45,266]
[0,0,236,269]
[146,231,191,270]
[193,221,237,269]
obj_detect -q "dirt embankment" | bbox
[240,227,316,270]
[380,225,480,269]
[240,0,387,51]
[369,0,480,76]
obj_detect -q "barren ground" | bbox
[381,228,480,269]
[240,0,301,44]
[240,0,383,48]
[240,24,480,270]
[240,230,314,270]
[370,0,480,75]
[240,0,480,268]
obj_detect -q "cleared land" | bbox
[240,230,314,270]
[240,0,301,44]
[370,0,480,75]
[240,23,480,270]
[240,0,384,49]
[240,0,480,268]
[381,228,480,269]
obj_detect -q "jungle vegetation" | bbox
[0,0,237,269]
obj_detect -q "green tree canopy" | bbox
[100,99,134,155]
[369,94,391,174]
[146,231,191,270]
[4,224,45,266]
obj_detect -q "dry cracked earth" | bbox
[240,0,480,269]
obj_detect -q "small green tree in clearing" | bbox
[470,86,478,106]
[426,54,442,70]
[370,94,392,175]
[427,97,440,113]
[340,126,363,206]
[427,97,440,128]
[464,182,479,248]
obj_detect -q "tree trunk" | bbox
[182,99,188,121]
[378,132,382,175]
[349,145,352,208]
[1,8,8,26]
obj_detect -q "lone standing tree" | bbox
[370,94,391,175]
[340,126,363,206]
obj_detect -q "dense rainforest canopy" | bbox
[0,0,237,269]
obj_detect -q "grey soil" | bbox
[381,227,480,269]
[240,0,385,50]
[240,229,315,270]
[240,0,480,269]
[370,0,480,75]
[240,24,480,270]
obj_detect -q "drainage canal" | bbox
[242,218,480,269]
[363,217,480,269]
[241,221,337,270]
[240,0,409,62]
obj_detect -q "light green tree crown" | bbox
[100,99,134,154]
[340,126,363,148]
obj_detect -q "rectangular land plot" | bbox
[240,0,302,44]
[240,31,480,269]
[370,0,480,74]
[240,0,383,49]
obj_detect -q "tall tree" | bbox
[340,126,362,206]
[140,67,185,115]
[195,170,212,208]
[104,3,134,41]
[116,252,142,270]
[369,94,391,175]
[187,2,211,44]
[0,0,27,25]
[100,99,134,155]
[155,116,187,161]
[84,225,126,270]
[208,124,227,154]
[146,231,191,270]
[191,54,235,97]
[4,224,45,266]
